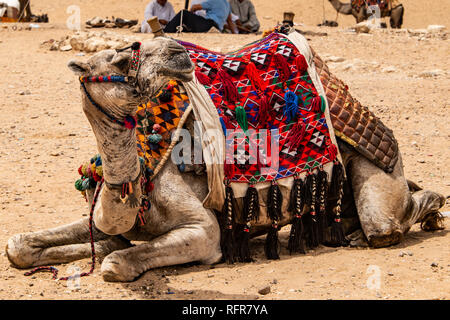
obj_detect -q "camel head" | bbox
[67,37,194,121]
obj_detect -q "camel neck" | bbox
[83,99,140,186]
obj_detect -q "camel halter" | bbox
[79,41,142,129]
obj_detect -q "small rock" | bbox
[431,262,438,268]
[326,56,345,63]
[417,159,426,163]
[427,25,446,33]
[258,285,271,295]
[418,69,443,78]
[60,45,73,52]
[382,66,397,73]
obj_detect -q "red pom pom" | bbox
[124,115,137,129]
[195,70,212,86]
[328,143,338,161]
[78,165,83,176]
[146,181,154,193]
[295,54,308,74]
[93,171,102,182]
[152,124,161,133]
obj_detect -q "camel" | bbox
[5,34,445,282]
[328,0,404,28]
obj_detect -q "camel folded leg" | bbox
[6,217,131,269]
[348,153,445,248]
[101,225,222,282]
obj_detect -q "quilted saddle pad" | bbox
[312,48,399,172]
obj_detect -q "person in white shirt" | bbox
[0,0,20,19]
[141,0,175,33]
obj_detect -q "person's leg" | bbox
[164,10,216,33]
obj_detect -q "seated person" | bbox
[141,0,175,33]
[0,0,20,19]
[164,0,237,34]
[190,0,206,18]
[228,0,260,33]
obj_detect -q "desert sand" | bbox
[0,0,449,300]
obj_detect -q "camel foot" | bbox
[421,211,445,231]
[101,252,139,282]
[368,230,403,248]
[5,234,40,269]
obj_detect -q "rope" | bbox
[176,9,184,35]
[24,179,104,280]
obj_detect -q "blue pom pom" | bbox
[284,90,299,123]
[177,162,186,173]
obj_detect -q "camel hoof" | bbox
[5,234,37,269]
[421,211,445,231]
[101,253,137,282]
[368,230,403,248]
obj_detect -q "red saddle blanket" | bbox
[179,33,339,184]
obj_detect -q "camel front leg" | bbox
[6,217,131,269]
[101,224,222,282]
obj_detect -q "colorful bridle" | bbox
[78,41,142,129]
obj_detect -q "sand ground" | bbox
[0,0,449,300]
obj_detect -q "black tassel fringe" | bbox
[236,185,259,262]
[267,183,283,222]
[221,185,235,264]
[328,161,347,247]
[288,215,305,254]
[329,218,346,247]
[288,177,306,254]
[265,182,283,260]
[236,224,252,262]
[304,172,320,248]
[316,168,329,244]
[329,161,344,198]
[265,224,280,260]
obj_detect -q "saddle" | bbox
[351,0,400,12]
[312,48,399,172]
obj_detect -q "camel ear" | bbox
[68,60,91,75]
[111,52,131,73]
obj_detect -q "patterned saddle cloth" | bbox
[180,33,339,184]
[351,0,391,12]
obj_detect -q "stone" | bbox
[60,45,72,52]
[258,285,271,295]
[84,37,108,53]
[326,56,345,63]
[427,25,446,33]
[418,69,443,78]
[382,66,397,73]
